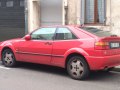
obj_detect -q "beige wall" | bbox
[106,0,111,26]
[28,0,40,33]
[101,0,120,34]
[67,0,77,24]
[110,0,120,35]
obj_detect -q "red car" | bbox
[0,25,120,80]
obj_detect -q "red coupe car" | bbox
[0,25,120,80]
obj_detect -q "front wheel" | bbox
[67,56,90,80]
[2,49,16,67]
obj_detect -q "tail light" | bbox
[95,41,110,50]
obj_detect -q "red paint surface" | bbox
[0,26,120,70]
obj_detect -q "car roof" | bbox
[39,25,81,28]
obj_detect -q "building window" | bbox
[85,0,106,24]
[6,1,14,7]
[20,0,24,7]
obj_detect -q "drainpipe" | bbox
[24,0,28,34]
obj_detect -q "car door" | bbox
[18,27,56,64]
[51,27,78,67]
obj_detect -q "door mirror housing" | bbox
[24,35,31,41]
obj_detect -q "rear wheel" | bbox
[2,49,16,67]
[67,56,90,80]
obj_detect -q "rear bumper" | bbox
[86,55,120,70]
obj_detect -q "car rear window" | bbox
[81,27,113,37]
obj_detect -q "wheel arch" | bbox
[65,53,90,70]
[1,46,15,57]
[1,46,17,67]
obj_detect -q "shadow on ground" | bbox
[17,62,68,77]
[0,61,120,81]
[16,62,120,81]
[88,71,120,81]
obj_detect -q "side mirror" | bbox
[24,35,31,41]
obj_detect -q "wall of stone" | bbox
[104,0,120,35]
[27,0,40,33]
[27,0,120,36]
[110,0,120,35]
[67,0,77,24]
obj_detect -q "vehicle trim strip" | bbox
[16,51,64,58]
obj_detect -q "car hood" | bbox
[0,38,23,45]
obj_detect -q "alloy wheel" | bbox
[70,59,84,78]
[2,49,16,67]
[67,56,90,80]
[3,52,14,65]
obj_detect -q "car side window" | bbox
[31,28,56,40]
[55,28,77,40]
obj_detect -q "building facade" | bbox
[67,0,120,35]
[0,0,120,41]
[27,0,120,35]
[27,0,65,32]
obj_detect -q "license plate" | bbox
[110,42,120,48]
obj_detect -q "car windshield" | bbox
[81,27,115,37]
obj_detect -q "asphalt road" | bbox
[0,61,120,90]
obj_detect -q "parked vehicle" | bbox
[0,25,120,80]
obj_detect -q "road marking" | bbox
[0,66,11,70]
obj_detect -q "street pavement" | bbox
[0,61,120,90]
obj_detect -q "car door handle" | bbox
[45,42,52,45]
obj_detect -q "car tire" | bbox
[2,49,16,67]
[67,56,90,80]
